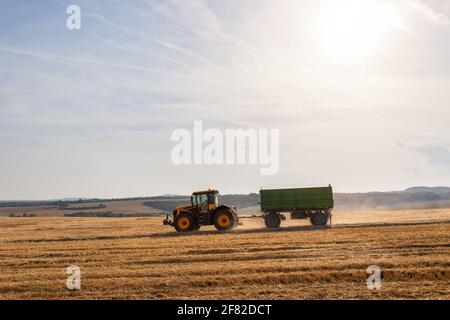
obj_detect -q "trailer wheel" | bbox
[214,209,236,231]
[264,213,281,228]
[309,211,329,226]
[174,211,195,232]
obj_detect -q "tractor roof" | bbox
[192,189,219,195]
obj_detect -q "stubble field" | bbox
[0,209,449,299]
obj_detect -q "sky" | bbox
[0,0,449,200]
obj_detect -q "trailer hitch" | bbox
[163,214,174,226]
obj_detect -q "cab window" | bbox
[195,194,208,212]
[209,193,218,206]
[195,194,208,205]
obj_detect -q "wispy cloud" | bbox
[0,45,210,81]
[413,144,450,167]
[402,0,450,25]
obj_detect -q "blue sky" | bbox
[0,0,449,199]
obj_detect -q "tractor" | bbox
[163,189,239,232]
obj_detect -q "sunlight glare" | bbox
[315,0,404,59]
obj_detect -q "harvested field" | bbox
[0,209,449,299]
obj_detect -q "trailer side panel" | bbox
[260,186,334,212]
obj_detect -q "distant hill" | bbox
[334,191,450,210]
[404,186,450,194]
[143,189,450,212]
[1,187,449,216]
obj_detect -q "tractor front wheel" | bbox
[174,211,195,232]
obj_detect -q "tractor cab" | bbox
[163,189,238,232]
[191,189,219,213]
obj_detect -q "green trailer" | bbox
[259,185,334,228]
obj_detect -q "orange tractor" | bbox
[163,189,238,232]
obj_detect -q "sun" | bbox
[315,0,404,59]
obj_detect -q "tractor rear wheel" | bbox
[214,209,237,231]
[174,211,195,232]
[264,213,282,228]
[309,211,330,226]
